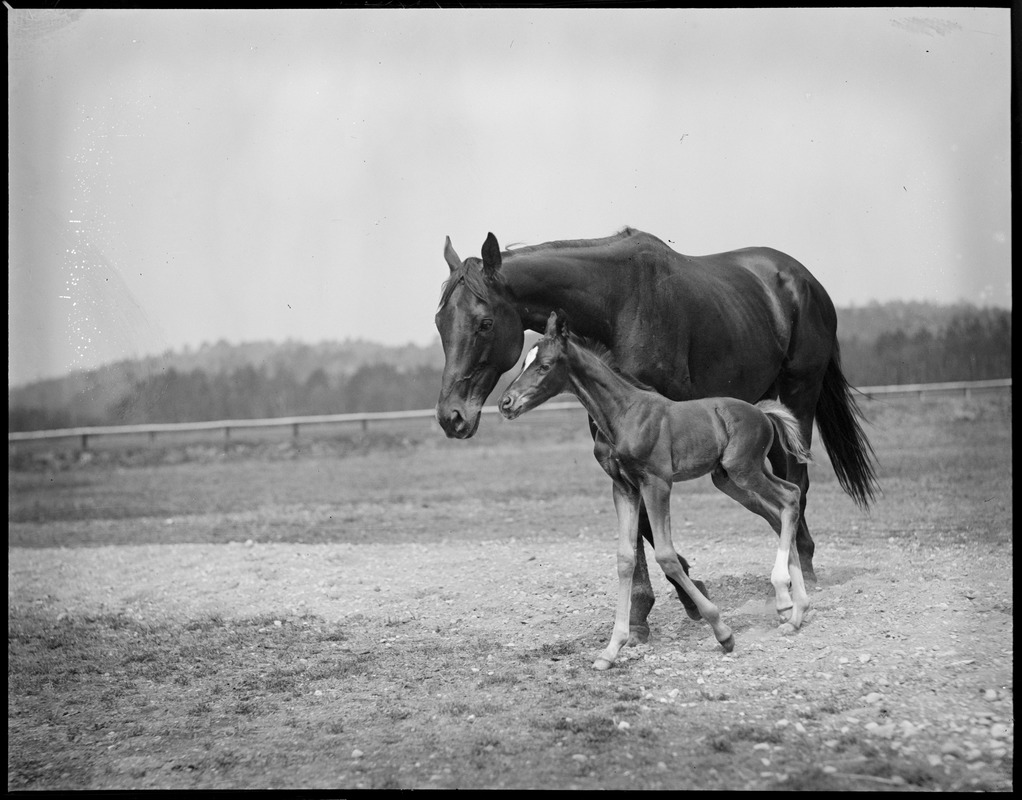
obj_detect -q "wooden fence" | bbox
[7,378,1011,451]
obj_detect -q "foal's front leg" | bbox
[593,483,641,671]
[641,479,735,652]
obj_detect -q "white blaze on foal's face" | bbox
[523,345,539,372]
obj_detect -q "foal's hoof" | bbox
[718,634,735,653]
[627,625,650,646]
[777,622,797,636]
[776,605,794,624]
[592,657,614,671]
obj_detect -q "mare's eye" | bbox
[478,318,493,332]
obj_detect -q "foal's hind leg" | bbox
[712,466,810,630]
[766,405,816,582]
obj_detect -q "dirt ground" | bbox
[7,393,1014,790]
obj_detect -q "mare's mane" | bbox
[440,227,669,310]
[505,227,649,258]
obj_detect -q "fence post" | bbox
[81,433,89,451]
[361,418,368,433]
[293,422,300,439]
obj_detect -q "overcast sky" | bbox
[8,7,1012,387]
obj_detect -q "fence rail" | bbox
[8,378,1011,449]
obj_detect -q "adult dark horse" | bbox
[434,227,878,642]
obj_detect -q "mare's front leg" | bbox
[640,479,734,652]
[593,482,641,671]
[628,517,655,645]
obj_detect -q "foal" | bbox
[499,311,813,670]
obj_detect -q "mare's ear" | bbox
[481,232,502,278]
[443,236,462,273]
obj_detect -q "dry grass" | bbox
[8,393,1013,790]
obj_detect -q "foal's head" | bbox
[498,311,573,420]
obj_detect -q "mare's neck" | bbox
[502,251,617,341]
[564,342,640,445]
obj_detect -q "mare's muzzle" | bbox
[436,401,482,439]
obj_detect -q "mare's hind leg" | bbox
[640,479,734,652]
[594,483,642,670]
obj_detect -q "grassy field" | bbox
[8,392,1013,790]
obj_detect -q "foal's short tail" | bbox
[757,400,813,464]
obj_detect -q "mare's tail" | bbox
[757,400,813,465]
[814,347,880,510]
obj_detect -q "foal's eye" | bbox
[478,318,493,332]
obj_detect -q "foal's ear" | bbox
[550,309,570,339]
[481,232,502,277]
[443,236,462,273]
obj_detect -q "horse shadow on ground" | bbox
[710,564,873,606]
[678,565,875,637]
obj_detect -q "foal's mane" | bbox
[569,334,658,394]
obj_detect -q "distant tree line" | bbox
[838,309,1010,387]
[105,363,447,425]
[7,306,1011,431]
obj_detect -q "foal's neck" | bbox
[564,341,643,445]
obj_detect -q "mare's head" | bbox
[498,311,572,420]
[434,233,524,438]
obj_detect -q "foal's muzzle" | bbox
[497,393,523,420]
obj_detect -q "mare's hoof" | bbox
[777,622,797,636]
[718,634,735,653]
[776,605,794,624]
[627,626,650,646]
[592,657,614,671]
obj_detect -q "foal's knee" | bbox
[654,550,682,578]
